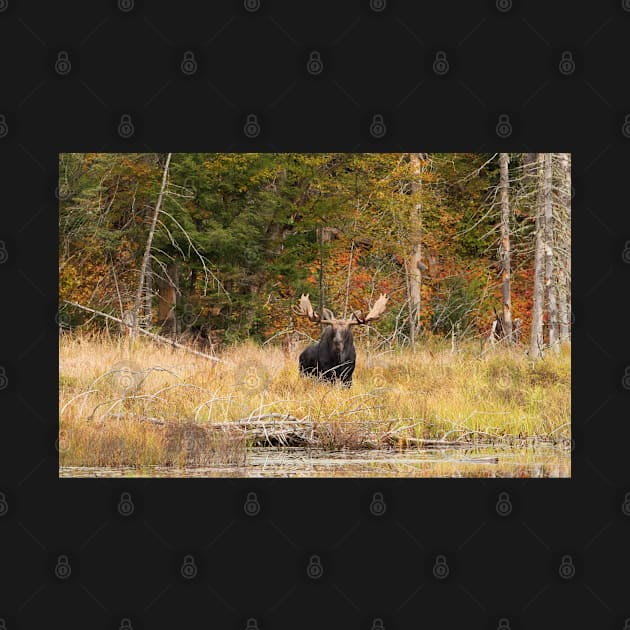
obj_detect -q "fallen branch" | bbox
[382,419,425,437]
[383,436,471,448]
[235,413,302,423]
[64,300,222,362]
[108,413,315,447]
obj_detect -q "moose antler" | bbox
[292,294,335,324]
[349,293,389,325]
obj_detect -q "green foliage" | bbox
[430,275,482,334]
[59,152,527,344]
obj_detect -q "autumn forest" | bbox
[58,152,571,478]
[59,152,571,353]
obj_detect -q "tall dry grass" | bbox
[59,332,570,468]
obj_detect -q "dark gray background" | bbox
[0,0,628,628]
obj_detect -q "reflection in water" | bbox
[60,445,570,478]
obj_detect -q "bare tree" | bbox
[407,153,427,345]
[157,261,179,334]
[556,152,571,344]
[144,269,153,328]
[543,152,558,353]
[530,154,545,358]
[131,153,172,341]
[499,153,513,342]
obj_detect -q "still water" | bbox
[60,444,570,478]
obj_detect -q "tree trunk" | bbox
[144,268,153,328]
[131,152,172,341]
[157,262,179,335]
[499,153,513,342]
[318,225,325,332]
[557,152,571,344]
[408,153,425,345]
[543,153,558,353]
[530,154,545,358]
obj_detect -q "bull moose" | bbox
[292,293,389,387]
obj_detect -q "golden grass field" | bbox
[59,332,571,471]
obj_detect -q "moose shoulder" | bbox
[292,293,389,387]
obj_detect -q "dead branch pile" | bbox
[106,413,568,450]
[134,413,315,447]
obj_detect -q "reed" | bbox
[59,332,570,468]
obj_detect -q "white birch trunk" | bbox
[543,153,558,353]
[557,152,571,343]
[408,153,425,345]
[499,153,513,342]
[530,154,545,358]
[131,153,172,341]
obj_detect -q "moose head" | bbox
[292,293,389,387]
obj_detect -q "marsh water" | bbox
[60,444,570,478]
